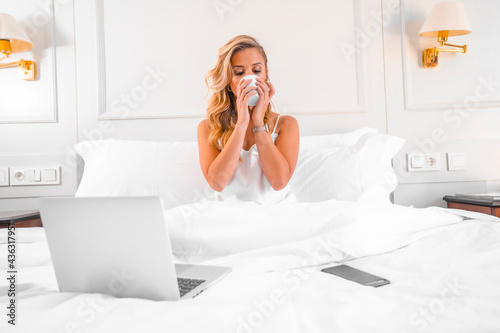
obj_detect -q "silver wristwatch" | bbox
[252,124,268,133]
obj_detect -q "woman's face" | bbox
[229,47,267,96]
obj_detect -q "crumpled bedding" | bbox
[1,200,500,333]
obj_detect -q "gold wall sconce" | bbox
[419,1,471,68]
[0,13,36,80]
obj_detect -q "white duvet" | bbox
[1,199,500,333]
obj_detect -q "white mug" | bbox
[241,74,260,107]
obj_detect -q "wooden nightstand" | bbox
[0,211,43,229]
[443,195,500,218]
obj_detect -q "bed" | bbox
[1,128,500,332]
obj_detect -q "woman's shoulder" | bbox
[278,114,297,123]
[197,119,210,133]
[271,113,298,133]
[197,119,213,144]
[271,112,296,122]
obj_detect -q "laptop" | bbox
[38,196,231,301]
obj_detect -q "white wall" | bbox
[0,0,77,211]
[74,0,387,142]
[384,0,500,206]
[1,0,499,211]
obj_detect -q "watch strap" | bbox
[252,124,268,133]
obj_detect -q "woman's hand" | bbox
[251,77,275,126]
[234,78,258,128]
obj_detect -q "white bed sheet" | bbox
[1,202,500,333]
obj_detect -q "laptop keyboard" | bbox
[177,277,206,297]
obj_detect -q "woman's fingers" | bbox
[238,85,258,109]
[255,79,272,104]
[242,90,257,104]
[255,84,265,99]
[266,80,275,99]
[236,78,251,97]
[242,84,257,95]
[256,77,272,99]
[255,82,268,100]
[237,88,257,112]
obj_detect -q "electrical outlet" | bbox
[10,166,60,186]
[10,169,26,185]
[407,153,441,172]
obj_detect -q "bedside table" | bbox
[0,211,43,229]
[443,195,500,218]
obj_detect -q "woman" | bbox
[197,35,300,204]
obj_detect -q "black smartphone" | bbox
[321,264,390,287]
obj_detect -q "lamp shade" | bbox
[419,1,472,37]
[0,13,33,53]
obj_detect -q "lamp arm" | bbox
[0,58,36,80]
[0,59,34,69]
[443,43,466,49]
[0,60,21,69]
[435,44,467,54]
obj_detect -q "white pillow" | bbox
[74,128,403,208]
[288,132,404,203]
[289,145,361,202]
[356,133,405,203]
[298,127,377,148]
[287,127,377,201]
[74,139,215,210]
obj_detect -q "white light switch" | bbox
[42,169,57,182]
[34,169,41,181]
[0,167,9,186]
[411,155,425,168]
[447,152,467,171]
[27,169,36,182]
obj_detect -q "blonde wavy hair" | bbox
[205,35,272,152]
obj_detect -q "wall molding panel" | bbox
[286,0,367,115]
[93,0,370,120]
[400,0,500,112]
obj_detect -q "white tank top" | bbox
[214,115,297,204]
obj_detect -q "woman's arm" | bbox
[254,115,300,190]
[198,78,256,192]
[197,119,247,192]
